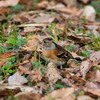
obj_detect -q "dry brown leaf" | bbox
[63,0,77,7]
[33,14,55,24]
[0,0,19,7]
[0,59,8,68]
[37,0,48,9]
[23,54,32,61]
[20,0,31,6]
[0,7,9,15]
[46,62,61,84]
[63,68,86,86]
[0,87,20,96]
[86,70,100,83]
[18,61,32,75]
[67,33,91,43]
[23,27,42,33]
[67,60,80,70]
[80,59,91,78]
[18,15,29,23]
[86,81,100,89]
[30,68,43,82]
[85,88,100,97]
[81,6,96,22]
[0,84,43,94]
[89,51,100,65]
[70,75,86,85]
[0,52,15,59]
[71,52,85,60]
[0,52,15,67]
[47,3,77,14]
[23,35,42,52]
[58,40,69,47]
[15,92,41,100]
[8,71,28,85]
[77,95,94,100]
[41,87,75,100]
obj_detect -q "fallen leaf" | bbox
[47,3,77,14]
[63,0,77,6]
[18,61,32,75]
[8,71,28,85]
[20,0,31,6]
[70,75,86,85]
[46,62,61,84]
[67,33,91,44]
[23,27,42,33]
[85,88,100,97]
[0,7,9,15]
[33,14,55,24]
[80,59,91,78]
[71,52,85,60]
[86,70,100,83]
[0,87,20,96]
[23,35,42,52]
[89,51,100,65]
[77,95,94,100]
[80,0,90,4]
[15,92,41,100]
[67,59,80,70]
[0,52,15,67]
[81,6,96,22]
[0,59,8,68]
[86,81,100,89]
[0,83,44,94]
[0,0,20,7]
[23,54,32,61]
[0,52,15,59]
[30,68,43,82]
[41,87,75,100]
[37,0,48,9]
[18,15,29,23]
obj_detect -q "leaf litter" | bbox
[0,0,100,100]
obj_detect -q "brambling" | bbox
[42,37,74,66]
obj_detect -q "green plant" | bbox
[33,0,40,5]
[87,33,100,51]
[7,96,18,100]
[55,84,65,89]
[0,23,9,43]
[68,45,76,51]
[7,28,27,50]
[14,4,25,11]
[0,45,8,53]
[78,90,84,96]
[48,96,55,100]
[3,56,18,77]
[41,69,47,75]
[94,66,100,71]
[82,51,91,57]
[78,18,88,23]
[50,11,56,16]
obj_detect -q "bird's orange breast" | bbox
[42,49,57,60]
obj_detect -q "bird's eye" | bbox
[44,41,47,43]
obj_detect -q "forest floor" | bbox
[0,0,100,100]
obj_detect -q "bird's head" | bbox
[42,37,56,50]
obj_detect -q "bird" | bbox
[42,37,74,66]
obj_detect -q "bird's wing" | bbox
[54,44,74,59]
[56,50,73,59]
